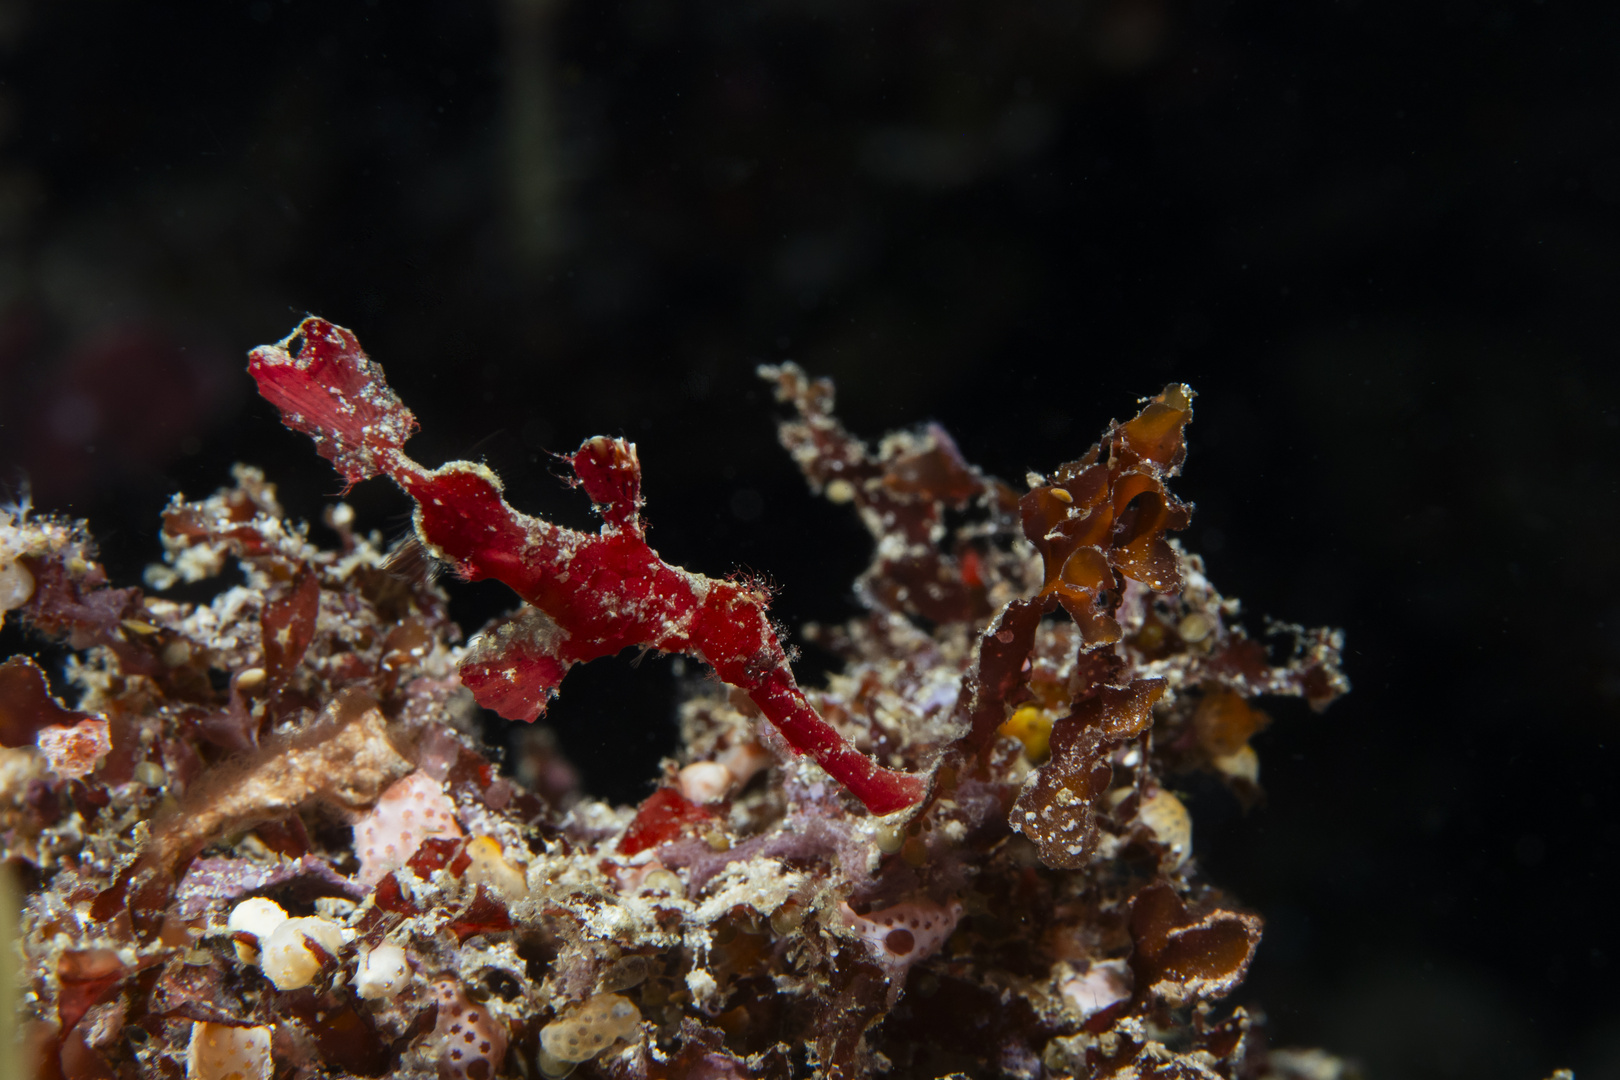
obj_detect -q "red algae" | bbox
[0,323,1373,1080]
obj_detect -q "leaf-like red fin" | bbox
[246,317,418,489]
[458,606,573,722]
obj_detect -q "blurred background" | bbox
[1,0,1616,1076]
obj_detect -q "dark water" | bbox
[1,2,1616,1077]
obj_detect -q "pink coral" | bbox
[427,978,507,1080]
[354,771,464,885]
[35,716,111,780]
[840,897,963,977]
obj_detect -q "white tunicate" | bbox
[684,967,719,1007]
[637,868,684,898]
[260,916,345,990]
[824,478,856,504]
[354,941,411,1000]
[0,557,34,620]
[186,1021,273,1080]
[1211,745,1260,785]
[1138,789,1192,869]
[430,978,508,1080]
[1177,612,1215,643]
[226,898,288,962]
[227,897,288,937]
[676,761,733,805]
[540,994,642,1064]
[463,836,530,899]
[1061,959,1134,1020]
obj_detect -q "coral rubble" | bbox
[1,319,1353,1079]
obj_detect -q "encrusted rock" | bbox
[0,327,1383,1080]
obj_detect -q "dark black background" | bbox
[1,1,1616,1077]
